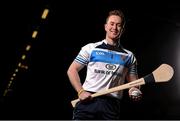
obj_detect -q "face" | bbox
[105,15,123,41]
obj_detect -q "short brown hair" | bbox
[106,9,125,27]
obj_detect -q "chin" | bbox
[111,36,119,40]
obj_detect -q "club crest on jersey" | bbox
[105,64,116,70]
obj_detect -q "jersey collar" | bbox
[103,39,120,47]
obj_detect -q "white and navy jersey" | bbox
[75,39,138,99]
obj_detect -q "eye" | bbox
[110,23,114,26]
[117,24,121,27]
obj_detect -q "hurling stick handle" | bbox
[92,78,145,97]
[91,63,174,98]
[71,78,145,108]
[71,64,174,108]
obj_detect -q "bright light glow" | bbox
[15,69,18,72]
[32,30,38,38]
[21,54,26,60]
[26,45,31,51]
[3,90,8,96]
[13,73,16,77]
[18,62,21,67]
[8,82,12,87]
[20,65,28,70]
[41,9,49,19]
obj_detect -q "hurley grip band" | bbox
[144,73,155,84]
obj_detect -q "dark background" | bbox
[0,0,180,119]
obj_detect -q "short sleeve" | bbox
[75,44,92,65]
[127,53,138,75]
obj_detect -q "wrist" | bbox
[78,88,85,97]
[130,86,140,90]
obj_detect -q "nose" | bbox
[112,25,117,30]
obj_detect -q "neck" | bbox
[105,38,119,46]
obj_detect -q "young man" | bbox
[67,9,142,119]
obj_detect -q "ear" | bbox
[104,23,108,31]
[120,28,124,33]
[120,25,125,33]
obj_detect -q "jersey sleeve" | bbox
[127,53,138,75]
[74,44,91,65]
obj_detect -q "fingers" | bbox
[130,94,142,101]
[78,91,92,101]
[128,87,142,101]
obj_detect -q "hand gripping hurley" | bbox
[71,64,174,108]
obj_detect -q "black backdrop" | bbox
[0,0,180,119]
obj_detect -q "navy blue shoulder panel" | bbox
[95,42,128,54]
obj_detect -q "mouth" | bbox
[111,31,119,35]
